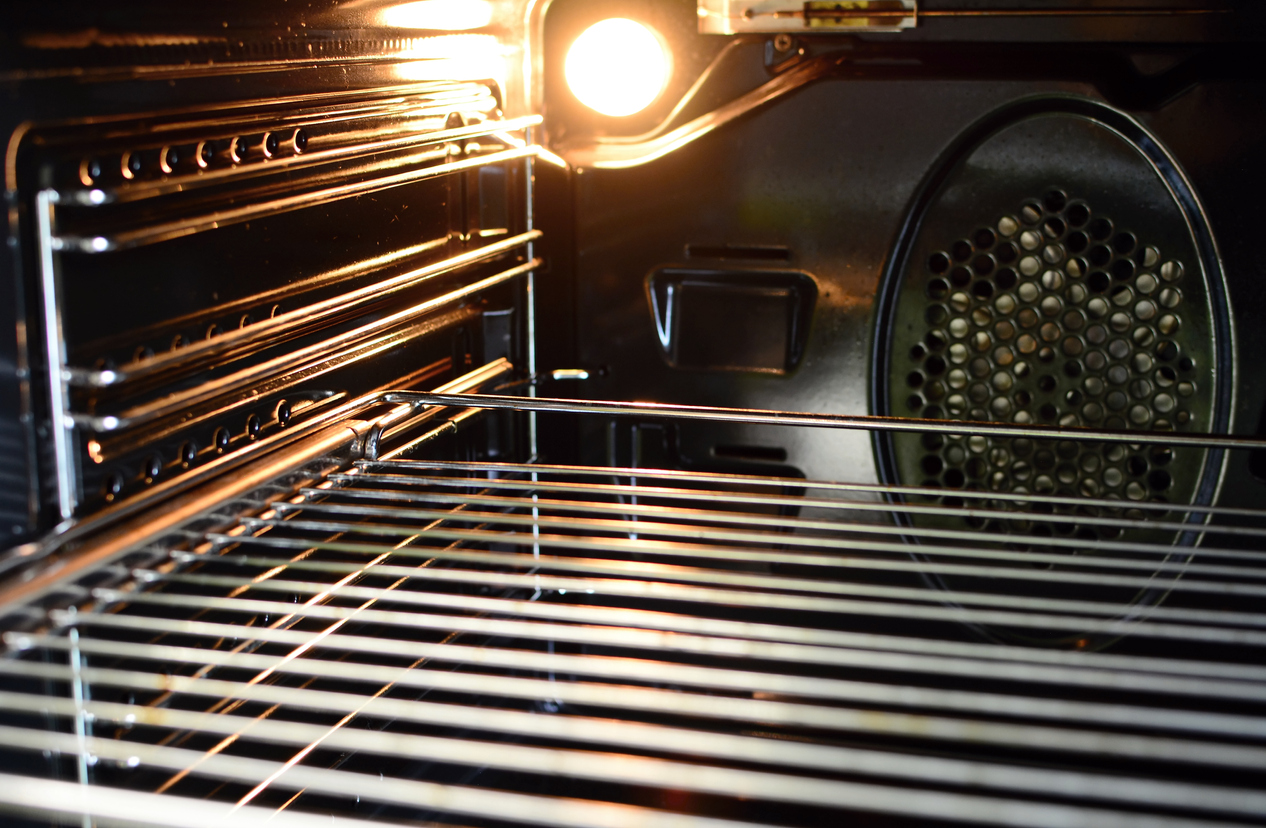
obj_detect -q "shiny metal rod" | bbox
[0,678,1261,818]
[218,520,1266,609]
[381,392,1266,451]
[15,631,1266,767]
[86,589,1266,707]
[0,729,774,828]
[268,500,1266,578]
[142,559,1266,647]
[90,582,1266,686]
[368,459,1266,522]
[329,472,1235,543]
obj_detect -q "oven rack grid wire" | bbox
[4,394,1266,827]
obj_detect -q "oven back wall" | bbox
[569,71,1266,492]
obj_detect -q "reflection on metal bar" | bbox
[16,626,1266,769]
[273,498,1266,576]
[0,733,776,828]
[69,230,541,389]
[370,458,1266,520]
[79,261,539,435]
[2,680,1265,819]
[140,557,1266,646]
[386,392,1263,450]
[242,513,1266,605]
[91,583,1266,686]
[36,189,77,520]
[331,469,1259,554]
[0,360,511,608]
[58,146,540,252]
[78,589,1266,709]
[96,113,542,205]
[0,773,426,828]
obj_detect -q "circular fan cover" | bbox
[877,107,1228,644]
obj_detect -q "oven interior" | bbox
[3,1,1266,826]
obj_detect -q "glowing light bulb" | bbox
[381,0,493,31]
[565,19,670,118]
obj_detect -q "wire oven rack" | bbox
[3,392,1266,828]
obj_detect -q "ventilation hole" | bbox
[995,243,1018,265]
[143,454,162,481]
[927,278,949,299]
[1111,258,1135,281]
[1043,190,1067,213]
[123,151,144,177]
[246,414,262,440]
[1179,356,1195,372]
[925,332,946,351]
[924,355,946,376]
[1021,203,1043,224]
[950,266,971,287]
[907,394,924,411]
[922,455,945,475]
[951,240,973,261]
[264,131,280,157]
[1087,271,1110,293]
[161,145,180,173]
[910,344,927,361]
[1156,341,1179,361]
[943,468,966,488]
[276,400,292,427]
[926,305,947,325]
[928,252,950,273]
[179,441,197,466]
[213,427,231,452]
[922,433,944,451]
[1112,232,1137,255]
[972,256,995,276]
[102,472,124,501]
[907,371,925,388]
[1088,217,1113,241]
[974,228,996,249]
[1043,217,1065,239]
[1088,245,1111,267]
[1127,455,1148,476]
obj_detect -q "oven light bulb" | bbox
[565,19,669,117]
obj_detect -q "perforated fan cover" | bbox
[875,107,1230,642]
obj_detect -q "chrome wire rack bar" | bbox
[3,395,1266,827]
